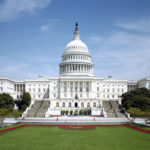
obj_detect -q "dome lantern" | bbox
[73,22,80,40]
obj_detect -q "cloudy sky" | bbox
[0,0,150,80]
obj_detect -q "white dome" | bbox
[65,39,89,53]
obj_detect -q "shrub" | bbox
[66,110,69,115]
[70,110,73,115]
[79,110,83,115]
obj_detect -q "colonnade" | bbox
[60,64,93,74]
[14,84,25,92]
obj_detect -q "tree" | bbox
[18,92,31,111]
[122,88,150,115]
[127,107,144,119]
[0,109,10,127]
[12,110,22,120]
[0,93,14,110]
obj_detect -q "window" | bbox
[62,102,65,107]
[97,87,99,91]
[80,93,82,97]
[87,103,90,107]
[81,103,84,108]
[64,93,66,97]
[80,87,82,92]
[97,94,99,97]
[86,87,89,92]
[75,87,78,92]
[38,88,40,92]
[56,102,59,107]
[93,103,96,107]
[69,102,71,107]
[38,95,40,98]
[87,93,89,97]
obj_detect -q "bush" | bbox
[84,110,87,115]
[66,110,69,115]
[79,110,83,115]
[87,110,91,115]
[61,110,65,115]
[70,110,73,115]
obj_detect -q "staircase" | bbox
[25,101,50,118]
[103,101,124,118]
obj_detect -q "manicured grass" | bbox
[131,123,150,131]
[0,125,150,150]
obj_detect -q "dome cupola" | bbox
[59,23,94,77]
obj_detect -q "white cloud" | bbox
[0,0,52,22]
[117,18,150,32]
[93,31,150,80]
[40,19,60,32]
[40,24,50,32]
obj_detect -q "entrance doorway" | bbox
[75,102,78,108]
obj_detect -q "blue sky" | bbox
[0,0,150,80]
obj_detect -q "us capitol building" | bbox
[0,23,150,116]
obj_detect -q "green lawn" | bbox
[0,125,150,150]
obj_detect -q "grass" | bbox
[131,123,150,131]
[0,125,150,150]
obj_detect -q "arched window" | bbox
[87,102,90,107]
[62,102,65,107]
[56,102,59,107]
[93,102,96,107]
[81,103,84,108]
[69,102,71,107]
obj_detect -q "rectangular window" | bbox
[80,87,82,92]
[43,88,46,92]
[86,87,89,92]
[75,87,78,92]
